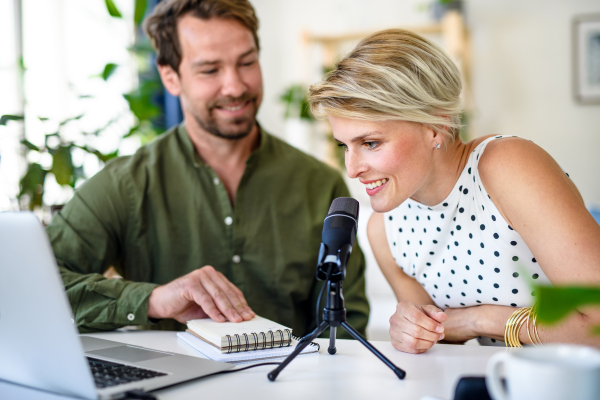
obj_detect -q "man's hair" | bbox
[308,29,463,142]
[144,0,259,73]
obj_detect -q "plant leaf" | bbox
[105,0,122,18]
[19,163,47,210]
[73,144,118,163]
[58,114,84,127]
[536,285,600,325]
[50,146,75,187]
[134,0,148,26]
[101,63,118,81]
[123,80,161,121]
[20,139,40,152]
[0,114,24,125]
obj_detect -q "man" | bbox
[47,0,369,338]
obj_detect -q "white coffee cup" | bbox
[485,345,600,400]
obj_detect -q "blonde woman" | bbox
[308,29,600,353]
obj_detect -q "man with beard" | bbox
[47,0,369,338]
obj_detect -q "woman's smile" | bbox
[361,178,389,196]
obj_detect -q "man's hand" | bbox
[389,301,447,354]
[147,266,256,323]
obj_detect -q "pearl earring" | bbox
[435,143,441,149]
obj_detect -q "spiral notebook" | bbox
[186,315,294,353]
[177,332,320,364]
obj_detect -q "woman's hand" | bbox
[389,301,447,354]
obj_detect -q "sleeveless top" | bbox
[383,135,552,346]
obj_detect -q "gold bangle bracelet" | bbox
[505,306,531,347]
[505,305,544,347]
[530,303,543,346]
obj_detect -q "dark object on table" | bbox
[454,376,492,400]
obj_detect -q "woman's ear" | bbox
[431,117,451,149]
[423,124,446,150]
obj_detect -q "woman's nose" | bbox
[345,150,366,179]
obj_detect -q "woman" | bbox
[307,29,600,353]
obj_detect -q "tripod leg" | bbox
[340,321,406,380]
[328,326,337,355]
[268,320,329,382]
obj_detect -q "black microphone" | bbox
[316,197,359,282]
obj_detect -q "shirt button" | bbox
[224,216,233,225]
[232,255,241,263]
[213,177,220,185]
[127,313,135,321]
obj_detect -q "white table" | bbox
[0,331,508,400]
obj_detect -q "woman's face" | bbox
[328,116,437,213]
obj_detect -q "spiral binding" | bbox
[224,328,293,353]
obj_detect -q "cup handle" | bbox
[485,352,510,400]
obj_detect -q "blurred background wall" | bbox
[1,0,599,340]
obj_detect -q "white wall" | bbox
[467,0,600,206]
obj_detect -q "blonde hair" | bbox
[308,29,463,141]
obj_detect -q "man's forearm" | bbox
[61,266,157,332]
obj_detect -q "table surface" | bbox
[0,330,509,400]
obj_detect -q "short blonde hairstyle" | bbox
[308,29,463,141]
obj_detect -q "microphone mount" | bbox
[268,198,406,382]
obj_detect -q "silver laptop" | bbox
[0,212,233,399]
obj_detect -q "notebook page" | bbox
[187,315,291,347]
[177,332,319,364]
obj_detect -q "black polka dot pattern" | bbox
[383,135,549,325]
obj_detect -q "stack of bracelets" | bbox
[504,304,543,347]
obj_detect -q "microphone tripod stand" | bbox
[268,251,406,381]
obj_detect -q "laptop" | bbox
[0,212,233,399]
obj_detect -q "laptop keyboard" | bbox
[88,357,167,388]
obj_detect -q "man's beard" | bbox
[194,95,258,140]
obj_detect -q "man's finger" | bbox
[186,280,226,322]
[224,281,255,319]
[197,270,244,322]
[203,267,255,321]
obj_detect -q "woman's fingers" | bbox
[390,301,445,353]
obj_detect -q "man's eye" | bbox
[201,69,217,75]
[336,143,348,151]
[241,60,256,67]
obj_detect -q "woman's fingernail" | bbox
[439,333,445,341]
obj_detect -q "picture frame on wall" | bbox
[573,14,600,104]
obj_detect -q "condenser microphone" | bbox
[316,197,359,281]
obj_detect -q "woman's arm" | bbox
[367,212,434,304]
[446,137,600,346]
[368,212,446,353]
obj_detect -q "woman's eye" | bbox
[364,141,379,149]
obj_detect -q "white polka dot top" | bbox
[383,136,552,345]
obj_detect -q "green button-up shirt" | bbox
[47,124,369,338]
